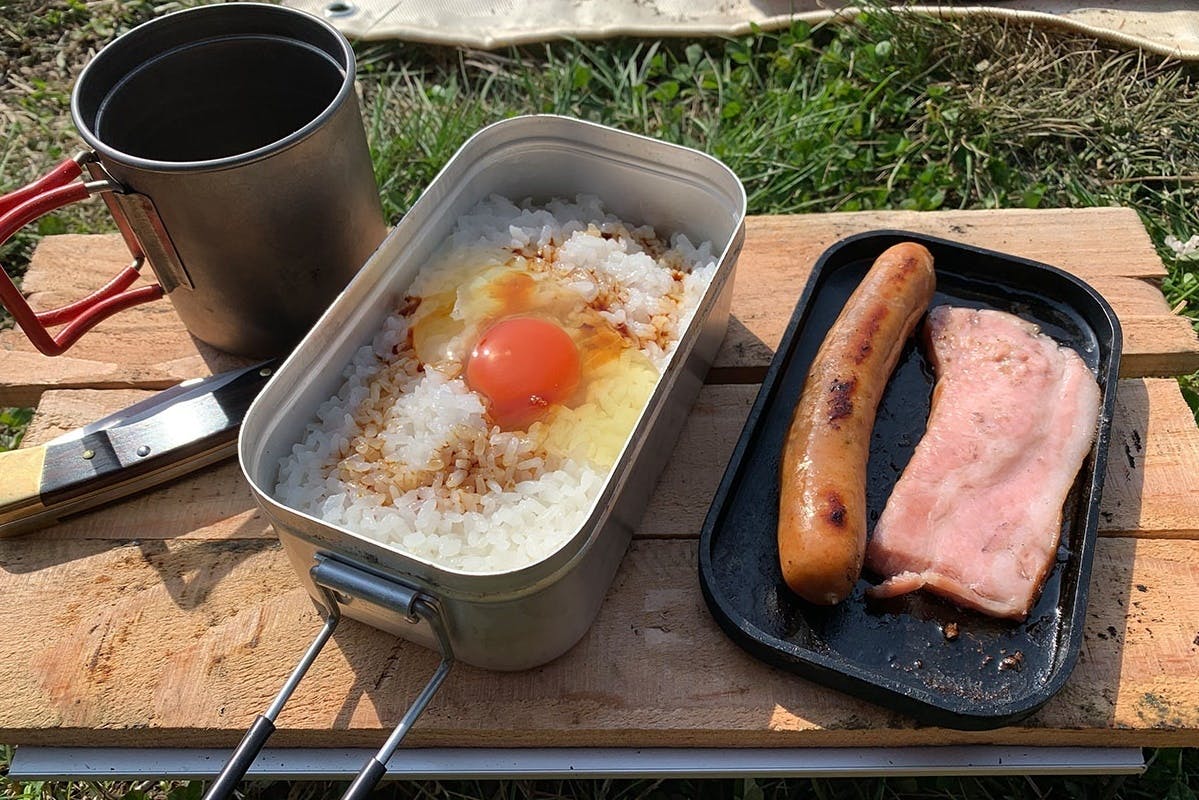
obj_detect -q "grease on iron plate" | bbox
[276,195,717,573]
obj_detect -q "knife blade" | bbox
[0,359,279,537]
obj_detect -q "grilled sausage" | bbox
[778,242,936,604]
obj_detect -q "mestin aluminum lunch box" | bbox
[699,230,1122,731]
[222,116,745,799]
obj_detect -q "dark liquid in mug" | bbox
[94,35,344,162]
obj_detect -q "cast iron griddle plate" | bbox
[699,230,1122,730]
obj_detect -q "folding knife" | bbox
[0,360,278,537]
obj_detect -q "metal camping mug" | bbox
[0,3,386,358]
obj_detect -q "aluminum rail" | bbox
[10,746,1145,781]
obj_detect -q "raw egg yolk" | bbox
[466,316,581,430]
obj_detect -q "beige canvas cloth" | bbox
[282,0,1199,60]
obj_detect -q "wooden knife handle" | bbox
[0,445,48,533]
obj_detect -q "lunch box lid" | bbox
[698,230,1122,730]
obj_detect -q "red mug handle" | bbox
[0,153,165,356]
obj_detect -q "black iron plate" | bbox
[698,230,1122,729]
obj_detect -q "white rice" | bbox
[275,194,718,573]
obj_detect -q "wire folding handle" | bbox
[0,153,165,356]
[201,557,455,800]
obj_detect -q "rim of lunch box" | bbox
[238,114,749,595]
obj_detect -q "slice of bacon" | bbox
[864,306,1101,620]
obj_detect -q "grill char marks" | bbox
[850,306,886,365]
[826,378,856,426]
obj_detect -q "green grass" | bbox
[353,14,1198,252]
[0,0,159,273]
[2,2,1199,798]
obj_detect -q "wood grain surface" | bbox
[0,536,1195,747]
[2,207,1198,750]
[2,207,1196,406]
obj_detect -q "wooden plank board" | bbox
[14,377,1199,542]
[3,207,1198,753]
[742,207,1168,282]
[3,208,1196,406]
[1100,379,1199,537]
[0,536,1196,748]
[714,209,1198,379]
